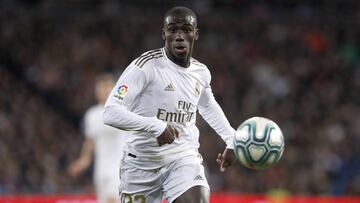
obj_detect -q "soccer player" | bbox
[68,74,125,203]
[103,6,236,203]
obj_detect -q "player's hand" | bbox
[157,125,179,146]
[216,148,236,172]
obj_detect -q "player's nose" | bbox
[175,31,185,41]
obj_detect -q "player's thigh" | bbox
[119,161,163,203]
[162,156,209,203]
[173,185,210,203]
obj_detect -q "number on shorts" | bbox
[122,193,146,203]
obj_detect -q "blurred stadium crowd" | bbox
[1,0,360,196]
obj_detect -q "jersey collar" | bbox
[162,48,191,71]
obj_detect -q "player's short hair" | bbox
[163,6,197,26]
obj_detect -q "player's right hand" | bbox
[157,125,179,146]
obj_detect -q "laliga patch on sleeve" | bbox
[114,83,129,100]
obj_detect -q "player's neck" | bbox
[165,48,190,68]
[173,57,190,68]
[98,100,106,105]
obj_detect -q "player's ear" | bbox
[195,28,199,40]
[162,28,165,40]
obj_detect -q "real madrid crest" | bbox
[195,81,200,97]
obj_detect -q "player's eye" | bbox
[168,27,177,33]
[183,28,191,33]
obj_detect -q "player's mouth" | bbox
[174,45,187,54]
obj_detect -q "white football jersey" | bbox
[104,48,235,169]
[84,104,125,180]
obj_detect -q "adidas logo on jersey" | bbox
[194,175,204,181]
[164,83,175,91]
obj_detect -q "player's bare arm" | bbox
[67,138,95,177]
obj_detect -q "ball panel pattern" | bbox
[233,117,284,170]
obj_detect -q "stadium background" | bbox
[0,0,359,202]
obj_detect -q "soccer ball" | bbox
[234,117,284,170]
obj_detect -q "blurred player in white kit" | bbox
[68,74,125,203]
[103,6,236,203]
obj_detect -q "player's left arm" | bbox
[198,85,236,172]
[67,137,95,177]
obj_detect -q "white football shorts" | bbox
[119,153,209,203]
[95,175,120,203]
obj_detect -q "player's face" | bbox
[95,80,114,104]
[163,14,198,65]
